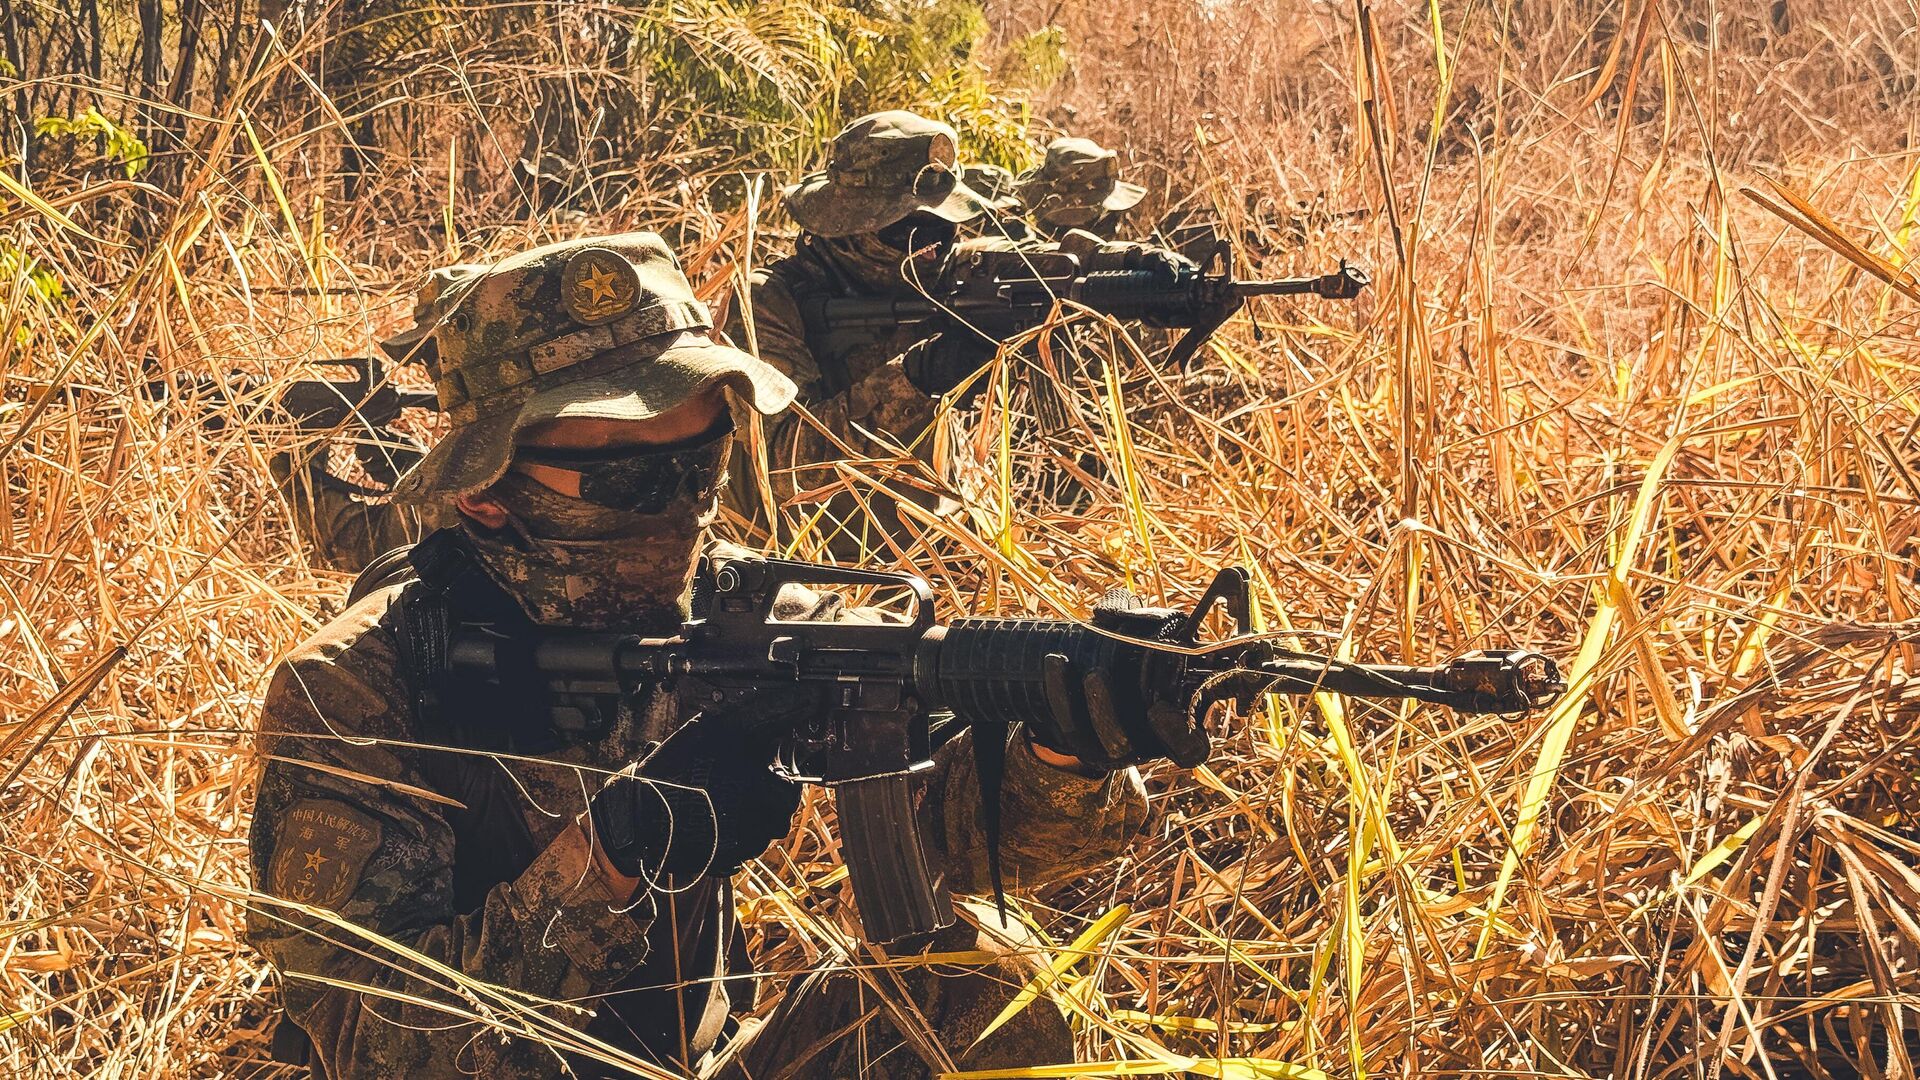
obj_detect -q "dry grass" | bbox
[7,0,1920,1076]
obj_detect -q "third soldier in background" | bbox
[957,161,1032,242]
[271,267,476,572]
[1017,135,1147,242]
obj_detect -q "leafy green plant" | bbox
[630,0,1057,178]
[0,239,65,351]
[34,107,149,178]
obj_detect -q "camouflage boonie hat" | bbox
[1018,136,1147,228]
[377,263,489,365]
[783,111,993,238]
[388,233,796,502]
[960,163,1022,213]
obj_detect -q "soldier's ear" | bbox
[455,492,510,529]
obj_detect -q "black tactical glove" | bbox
[1026,588,1212,772]
[902,324,1000,398]
[268,448,345,503]
[590,686,822,879]
[347,429,426,488]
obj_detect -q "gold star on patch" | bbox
[562,247,640,325]
[304,851,330,871]
[581,265,620,306]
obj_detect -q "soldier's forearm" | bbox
[926,728,1149,897]
[267,821,655,1078]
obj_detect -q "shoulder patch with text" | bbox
[270,800,382,911]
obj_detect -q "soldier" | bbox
[725,110,1004,554]
[246,232,1158,1079]
[270,267,480,572]
[1017,136,1147,241]
[271,431,444,574]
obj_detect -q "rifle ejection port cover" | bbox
[561,247,642,326]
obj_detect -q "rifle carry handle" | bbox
[699,558,954,942]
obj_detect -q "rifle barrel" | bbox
[1235,264,1371,301]
[1242,647,1563,713]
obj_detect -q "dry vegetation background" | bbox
[6,0,1920,1076]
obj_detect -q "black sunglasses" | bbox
[514,417,733,513]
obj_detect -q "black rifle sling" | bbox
[394,531,550,907]
[969,713,1011,923]
[397,530,560,751]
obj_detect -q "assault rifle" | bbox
[447,557,1565,944]
[145,355,436,488]
[800,239,1369,377]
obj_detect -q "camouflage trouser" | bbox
[706,901,1074,1080]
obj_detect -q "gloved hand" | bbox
[1027,588,1211,772]
[589,685,823,880]
[268,442,383,498]
[348,429,426,488]
[902,323,1000,398]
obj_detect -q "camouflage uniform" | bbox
[1017,137,1147,242]
[271,267,482,572]
[246,232,1149,1079]
[724,112,999,555]
[272,452,452,572]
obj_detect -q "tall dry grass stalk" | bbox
[6,0,1920,1075]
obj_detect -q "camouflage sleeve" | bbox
[245,599,652,1078]
[722,266,938,518]
[271,451,439,573]
[721,268,830,520]
[923,730,1150,896]
[742,564,1151,896]
[724,266,822,396]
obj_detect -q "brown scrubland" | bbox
[4,0,1920,1075]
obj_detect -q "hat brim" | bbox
[377,321,436,364]
[1103,180,1147,213]
[781,173,991,238]
[387,332,796,503]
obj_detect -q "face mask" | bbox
[875,214,957,255]
[1036,196,1107,232]
[815,217,952,292]
[461,471,717,632]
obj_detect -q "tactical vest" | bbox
[274,531,744,1076]
[779,238,943,399]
